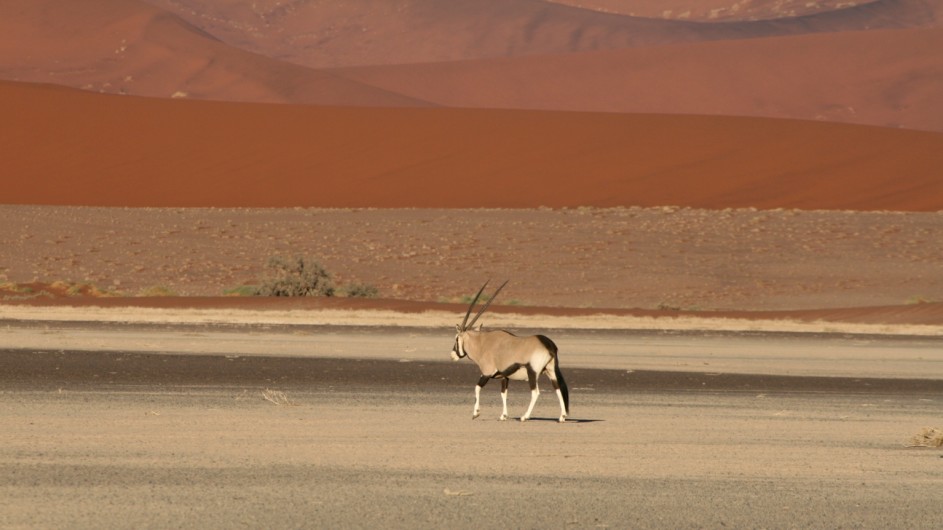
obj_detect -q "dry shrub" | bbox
[256,256,334,297]
[49,280,72,291]
[908,427,943,448]
[62,281,116,297]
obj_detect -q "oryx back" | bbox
[465,330,552,380]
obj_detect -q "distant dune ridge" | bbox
[141,0,943,67]
[545,1,912,21]
[1,0,942,130]
[335,26,943,131]
[0,0,429,106]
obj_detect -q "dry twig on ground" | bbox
[907,427,943,448]
[261,388,296,406]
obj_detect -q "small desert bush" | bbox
[138,285,177,297]
[0,282,31,294]
[906,295,935,305]
[343,283,379,298]
[255,256,335,297]
[460,292,494,304]
[224,285,259,297]
[239,257,378,298]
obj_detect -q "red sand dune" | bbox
[336,26,943,132]
[0,0,427,106]
[2,80,942,211]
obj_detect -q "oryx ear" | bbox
[455,324,461,333]
[477,323,483,331]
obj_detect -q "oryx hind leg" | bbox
[544,360,567,423]
[520,366,539,422]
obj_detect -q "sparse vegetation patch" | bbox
[343,283,379,298]
[0,281,120,300]
[241,256,379,298]
[224,285,260,297]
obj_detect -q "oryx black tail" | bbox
[538,335,569,414]
[555,360,570,414]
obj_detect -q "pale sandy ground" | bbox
[1,316,941,528]
[4,385,940,528]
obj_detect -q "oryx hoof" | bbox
[499,414,508,421]
[520,416,529,423]
[558,416,567,423]
[472,412,480,420]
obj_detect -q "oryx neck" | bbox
[458,330,482,360]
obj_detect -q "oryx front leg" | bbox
[500,379,509,421]
[520,366,539,422]
[473,375,489,419]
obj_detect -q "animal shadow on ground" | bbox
[515,417,603,423]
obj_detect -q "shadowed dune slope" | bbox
[143,0,943,67]
[546,0,943,23]
[0,0,428,106]
[2,81,942,211]
[337,26,943,132]
[3,0,942,129]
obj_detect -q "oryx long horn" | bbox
[466,280,508,330]
[460,281,490,331]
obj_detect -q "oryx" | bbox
[450,281,569,422]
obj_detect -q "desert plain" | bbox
[2,0,943,528]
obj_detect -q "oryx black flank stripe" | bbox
[495,363,524,379]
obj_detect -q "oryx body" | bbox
[451,281,570,422]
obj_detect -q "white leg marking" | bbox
[521,388,539,422]
[500,386,508,421]
[555,388,567,423]
[473,385,481,419]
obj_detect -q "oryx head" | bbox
[450,280,508,361]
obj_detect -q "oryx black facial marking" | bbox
[450,280,570,423]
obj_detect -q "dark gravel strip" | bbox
[2,349,941,396]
